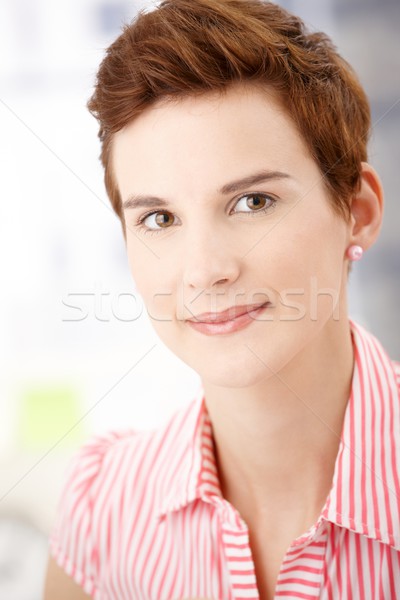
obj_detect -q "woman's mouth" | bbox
[186,302,270,336]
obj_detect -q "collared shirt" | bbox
[48,318,400,599]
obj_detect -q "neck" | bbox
[202,315,355,531]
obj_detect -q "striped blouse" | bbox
[48,318,400,599]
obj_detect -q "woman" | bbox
[43,0,400,598]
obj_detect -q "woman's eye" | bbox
[233,193,275,214]
[135,193,276,235]
[137,211,175,234]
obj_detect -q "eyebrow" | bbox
[122,169,292,210]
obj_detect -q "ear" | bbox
[347,162,384,251]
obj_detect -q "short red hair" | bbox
[87,0,371,246]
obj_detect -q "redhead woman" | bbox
[43,1,400,598]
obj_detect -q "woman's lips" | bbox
[186,302,270,336]
[187,302,270,323]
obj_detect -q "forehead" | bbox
[111,82,314,196]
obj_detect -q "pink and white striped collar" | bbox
[156,319,400,550]
[321,319,400,550]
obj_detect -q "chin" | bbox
[204,371,275,390]
[197,358,276,389]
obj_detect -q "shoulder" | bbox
[52,398,193,514]
[55,428,144,499]
[47,427,149,594]
[47,402,194,593]
[50,425,159,523]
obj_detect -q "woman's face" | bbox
[112,83,352,387]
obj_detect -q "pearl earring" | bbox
[347,244,363,261]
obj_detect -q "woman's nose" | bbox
[182,227,240,290]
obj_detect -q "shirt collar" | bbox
[155,382,221,518]
[156,319,400,550]
[322,318,400,550]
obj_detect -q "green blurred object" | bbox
[17,382,85,449]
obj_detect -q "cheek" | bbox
[128,260,176,322]
[256,210,345,309]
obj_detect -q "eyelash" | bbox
[134,192,277,236]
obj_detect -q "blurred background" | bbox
[0,0,399,597]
